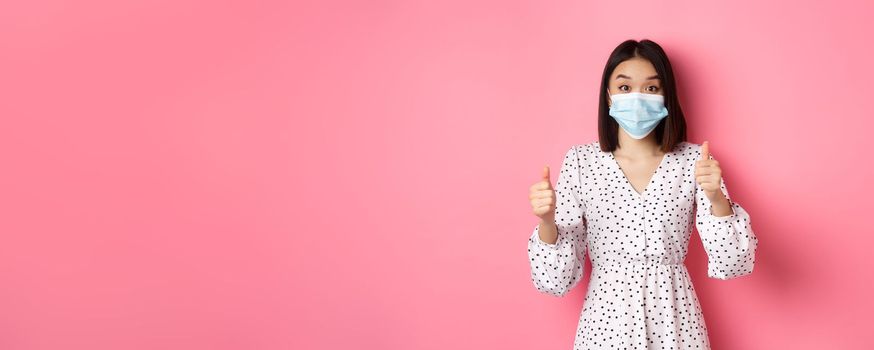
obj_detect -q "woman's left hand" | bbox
[694,141,727,203]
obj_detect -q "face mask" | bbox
[607,91,669,139]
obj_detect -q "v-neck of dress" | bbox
[607,148,671,200]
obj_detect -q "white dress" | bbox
[527,140,758,350]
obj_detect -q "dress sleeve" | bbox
[694,155,759,280]
[527,146,587,297]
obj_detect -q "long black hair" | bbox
[597,39,687,153]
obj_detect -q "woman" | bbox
[526,39,758,349]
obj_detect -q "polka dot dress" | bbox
[527,140,758,349]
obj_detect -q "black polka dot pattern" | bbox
[527,140,759,349]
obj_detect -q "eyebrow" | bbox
[616,74,660,81]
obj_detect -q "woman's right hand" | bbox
[529,165,556,223]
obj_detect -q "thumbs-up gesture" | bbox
[529,165,557,222]
[694,141,727,203]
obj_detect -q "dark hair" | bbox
[597,39,686,153]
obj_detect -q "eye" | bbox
[647,85,660,93]
[619,85,629,92]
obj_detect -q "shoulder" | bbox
[674,141,701,160]
[573,140,602,157]
[562,140,601,166]
[676,140,697,150]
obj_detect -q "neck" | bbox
[615,130,661,157]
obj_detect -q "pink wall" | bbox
[1,0,872,349]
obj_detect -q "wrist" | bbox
[709,195,733,217]
[539,217,555,226]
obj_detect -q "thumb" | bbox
[700,141,710,160]
[542,165,552,187]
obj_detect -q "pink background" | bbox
[1,0,872,349]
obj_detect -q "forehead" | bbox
[611,58,658,80]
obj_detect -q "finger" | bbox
[531,198,551,207]
[700,141,710,160]
[696,164,721,174]
[529,190,555,200]
[696,158,721,171]
[696,157,716,165]
[533,198,554,208]
[535,202,555,211]
[695,162,720,172]
[534,204,552,212]
[542,165,552,188]
[534,206,554,216]
[696,163,718,173]
[531,180,552,191]
[695,169,714,177]
[696,175,720,184]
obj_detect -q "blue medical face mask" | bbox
[607,91,669,139]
